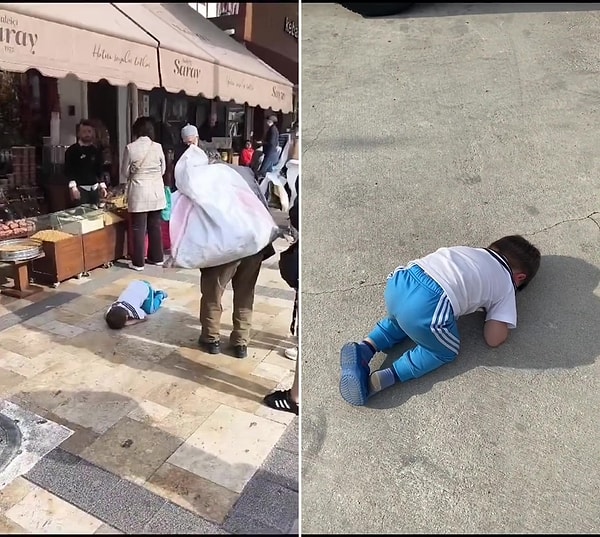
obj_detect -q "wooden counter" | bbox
[82,222,126,271]
[31,235,85,286]
[30,221,126,286]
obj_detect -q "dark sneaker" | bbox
[263,389,299,415]
[339,342,370,406]
[232,345,247,359]
[198,339,221,355]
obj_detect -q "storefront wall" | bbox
[247,3,298,84]
[56,76,87,146]
[212,3,298,138]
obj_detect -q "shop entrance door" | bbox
[87,80,118,185]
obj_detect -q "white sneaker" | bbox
[130,263,144,272]
[284,347,298,360]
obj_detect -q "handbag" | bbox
[161,186,172,221]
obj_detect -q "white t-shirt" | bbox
[109,280,150,320]
[411,246,517,329]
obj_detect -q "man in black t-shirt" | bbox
[64,120,106,206]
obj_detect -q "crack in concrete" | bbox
[301,125,326,155]
[303,280,385,297]
[303,212,600,297]
[523,211,600,236]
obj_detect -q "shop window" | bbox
[0,70,25,147]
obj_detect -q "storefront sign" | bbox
[284,17,298,40]
[92,44,151,69]
[272,86,286,102]
[0,14,38,55]
[174,57,202,80]
[0,8,160,89]
[226,75,254,92]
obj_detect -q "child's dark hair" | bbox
[105,305,128,330]
[488,235,541,290]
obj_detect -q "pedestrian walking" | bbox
[257,115,280,177]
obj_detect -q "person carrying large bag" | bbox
[169,145,280,359]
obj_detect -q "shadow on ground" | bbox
[366,255,600,409]
[344,2,600,19]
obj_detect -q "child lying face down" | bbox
[105,280,168,329]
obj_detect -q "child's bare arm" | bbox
[125,317,147,326]
[483,320,509,348]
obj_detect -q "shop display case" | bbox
[28,205,125,287]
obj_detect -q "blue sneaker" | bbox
[339,342,370,406]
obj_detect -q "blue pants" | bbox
[258,150,278,175]
[141,280,167,315]
[367,265,460,382]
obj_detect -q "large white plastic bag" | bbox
[168,146,279,269]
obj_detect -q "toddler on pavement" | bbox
[340,235,541,406]
[105,280,168,329]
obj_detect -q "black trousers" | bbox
[129,210,163,268]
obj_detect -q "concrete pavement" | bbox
[301,3,600,533]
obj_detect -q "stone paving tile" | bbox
[0,245,297,533]
[80,417,184,484]
[0,368,27,400]
[51,388,138,435]
[254,403,298,426]
[0,477,35,512]
[143,408,215,443]
[252,361,293,383]
[0,514,29,533]
[142,501,225,534]
[255,448,299,492]
[223,475,298,534]
[274,418,299,455]
[0,324,63,358]
[92,479,167,534]
[26,448,121,514]
[145,462,239,524]
[0,349,54,379]
[223,511,284,535]
[167,405,287,494]
[60,295,110,316]
[127,399,173,424]
[37,319,87,338]
[6,486,104,534]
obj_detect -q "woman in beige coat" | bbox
[121,117,167,270]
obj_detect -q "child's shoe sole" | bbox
[339,342,369,406]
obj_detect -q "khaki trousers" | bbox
[199,252,263,346]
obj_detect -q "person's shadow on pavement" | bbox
[367,255,600,409]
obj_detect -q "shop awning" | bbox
[114,3,294,113]
[112,3,218,101]
[0,3,160,89]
